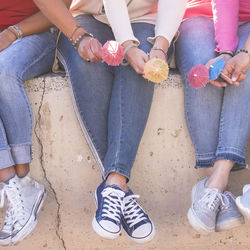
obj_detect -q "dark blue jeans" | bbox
[175,17,250,169]
[57,15,155,180]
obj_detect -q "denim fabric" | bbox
[57,15,155,180]
[175,17,250,170]
[0,29,57,169]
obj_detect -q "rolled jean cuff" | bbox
[104,166,130,181]
[215,152,247,171]
[194,152,215,169]
[11,144,32,165]
[194,159,215,169]
[0,148,15,170]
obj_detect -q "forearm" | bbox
[33,0,78,38]
[212,0,239,53]
[154,0,187,46]
[103,0,139,45]
[243,35,250,51]
[16,12,51,37]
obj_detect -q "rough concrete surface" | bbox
[1,72,250,250]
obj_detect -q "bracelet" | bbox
[218,51,234,57]
[237,49,249,55]
[7,27,18,39]
[123,42,138,56]
[122,42,138,66]
[151,47,167,56]
[72,32,93,49]
[8,25,22,39]
[69,25,81,42]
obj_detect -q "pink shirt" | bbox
[184,0,250,52]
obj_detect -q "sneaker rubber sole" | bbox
[11,187,47,244]
[187,182,215,235]
[215,215,244,232]
[125,222,156,243]
[0,235,12,246]
[92,190,121,240]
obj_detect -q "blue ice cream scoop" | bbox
[209,58,225,80]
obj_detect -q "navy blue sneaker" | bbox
[92,181,125,239]
[122,189,155,243]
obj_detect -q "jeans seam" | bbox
[57,49,105,175]
[113,70,124,168]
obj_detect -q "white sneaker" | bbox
[0,178,18,246]
[236,184,250,221]
[10,175,46,244]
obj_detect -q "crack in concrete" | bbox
[34,76,67,250]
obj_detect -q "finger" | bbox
[220,72,233,84]
[90,39,103,62]
[238,73,246,82]
[231,65,242,82]
[210,80,226,88]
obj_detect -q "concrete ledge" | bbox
[2,72,250,249]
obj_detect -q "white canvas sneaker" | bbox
[10,175,46,244]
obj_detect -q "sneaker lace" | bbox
[220,191,235,210]
[199,189,225,211]
[0,182,25,228]
[123,194,147,228]
[101,187,125,223]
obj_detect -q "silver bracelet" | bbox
[122,42,138,66]
[123,42,138,56]
[9,25,23,39]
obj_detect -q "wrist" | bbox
[4,29,17,43]
[154,36,169,53]
[218,50,234,57]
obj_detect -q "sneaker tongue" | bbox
[205,187,222,193]
[107,184,124,192]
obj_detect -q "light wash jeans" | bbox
[57,15,156,180]
[0,29,57,169]
[175,17,250,170]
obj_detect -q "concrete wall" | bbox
[1,72,250,250]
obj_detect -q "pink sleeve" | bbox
[212,0,239,53]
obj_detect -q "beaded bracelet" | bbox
[69,25,81,42]
[237,49,249,55]
[72,32,93,49]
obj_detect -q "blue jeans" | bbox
[175,17,250,170]
[57,15,155,180]
[0,29,57,169]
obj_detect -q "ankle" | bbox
[206,177,227,192]
[15,163,30,178]
[106,173,128,191]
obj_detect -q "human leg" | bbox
[175,17,244,234]
[0,30,57,245]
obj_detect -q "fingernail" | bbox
[232,77,237,81]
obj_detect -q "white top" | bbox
[70,0,187,45]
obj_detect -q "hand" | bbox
[205,54,233,87]
[222,52,250,86]
[77,37,103,62]
[125,46,149,74]
[0,29,17,52]
[149,48,167,62]
[149,36,169,62]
